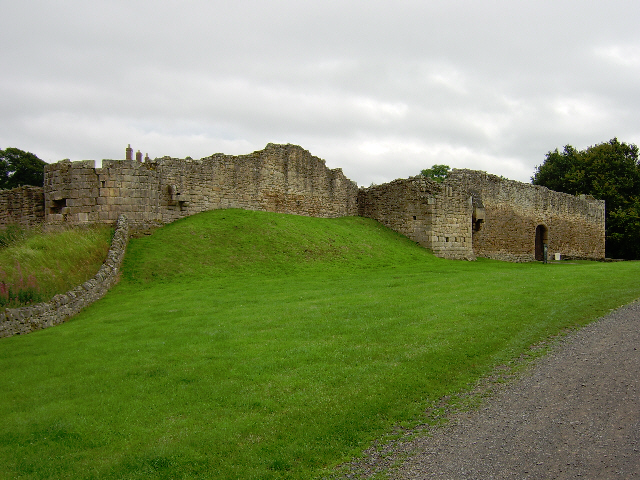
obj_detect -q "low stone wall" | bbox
[0,215,129,338]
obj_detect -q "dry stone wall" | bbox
[446,169,605,261]
[44,144,358,231]
[0,215,129,338]
[357,177,476,260]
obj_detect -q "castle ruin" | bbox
[0,143,605,262]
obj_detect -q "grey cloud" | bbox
[2,1,640,187]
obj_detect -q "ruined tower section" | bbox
[448,170,605,261]
[45,159,162,227]
[95,160,162,226]
[44,160,100,224]
[358,177,475,260]
[43,144,358,230]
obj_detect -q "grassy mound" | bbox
[1,209,639,479]
[121,209,438,282]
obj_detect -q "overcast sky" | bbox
[2,1,639,186]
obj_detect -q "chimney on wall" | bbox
[126,144,133,161]
[136,150,142,162]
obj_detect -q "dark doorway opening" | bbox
[535,225,548,261]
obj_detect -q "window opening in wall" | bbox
[472,205,485,233]
[535,224,548,261]
[50,198,67,214]
[413,216,417,220]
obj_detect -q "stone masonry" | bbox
[1,143,605,262]
[0,186,44,226]
[0,145,608,338]
[357,177,475,260]
[447,169,605,261]
[44,143,358,230]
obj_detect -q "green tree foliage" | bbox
[532,138,640,259]
[420,164,450,182]
[0,147,46,189]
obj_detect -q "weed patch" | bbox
[0,261,43,307]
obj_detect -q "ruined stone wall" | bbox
[14,145,606,264]
[44,160,103,224]
[0,186,45,227]
[95,160,162,226]
[0,215,129,338]
[156,144,357,225]
[358,177,475,260]
[447,170,606,261]
[43,144,358,230]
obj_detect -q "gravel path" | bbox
[395,301,640,479]
[337,301,640,479]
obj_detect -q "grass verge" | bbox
[0,209,639,479]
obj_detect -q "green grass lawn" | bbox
[1,209,639,479]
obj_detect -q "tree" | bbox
[420,164,450,182]
[0,148,46,189]
[532,138,640,259]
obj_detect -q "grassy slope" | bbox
[0,224,113,305]
[1,209,639,479]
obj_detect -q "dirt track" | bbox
[338,301,640,479]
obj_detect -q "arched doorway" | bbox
[535,224,548,261]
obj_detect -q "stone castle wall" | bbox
[1,144,606,263]
[0,146,608,338]
[43,144,359,230]
[0,215,129,338]
[357,177,475,260]
[0,186,45,227]
[446,169,606,261]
